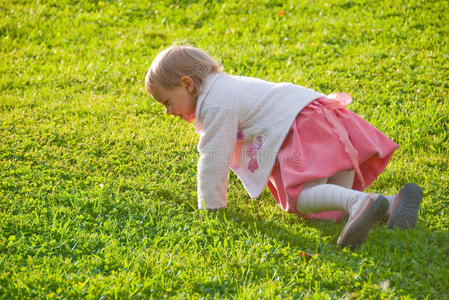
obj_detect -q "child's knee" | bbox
[327,170,355,188]
[303,177,328,189]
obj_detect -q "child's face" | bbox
[152,76,196,123]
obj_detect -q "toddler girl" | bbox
[145,45,423,249]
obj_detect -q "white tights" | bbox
[296,170,394,216]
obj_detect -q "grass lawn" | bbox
[1,0,448,298]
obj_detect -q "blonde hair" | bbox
[145,45,222,98]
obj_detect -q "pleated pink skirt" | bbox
[267,93,398,221]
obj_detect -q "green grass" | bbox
[1,0,448,298]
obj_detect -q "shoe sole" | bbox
[387,183,423,229]
[338,196,389,250]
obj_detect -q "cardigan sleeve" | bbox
[197,106,238,210]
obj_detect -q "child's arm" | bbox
[197,106,238,210]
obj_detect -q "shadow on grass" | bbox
[216,205,449,297]
[220,204,345,252]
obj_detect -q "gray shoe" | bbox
[387,183,423,229]
[337,195,389,249]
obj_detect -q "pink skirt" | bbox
[266,93,398,221]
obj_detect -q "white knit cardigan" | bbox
[194,73,324,210]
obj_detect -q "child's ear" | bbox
[180,76,195,93]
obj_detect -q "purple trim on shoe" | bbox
[338,195,389,250]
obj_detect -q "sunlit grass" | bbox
[1,0,448,298]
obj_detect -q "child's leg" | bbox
[297,183,364,215]
[325,170,422,229]
[327,171,400,212]
[302,169,422,233]
[297,183,388,249]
